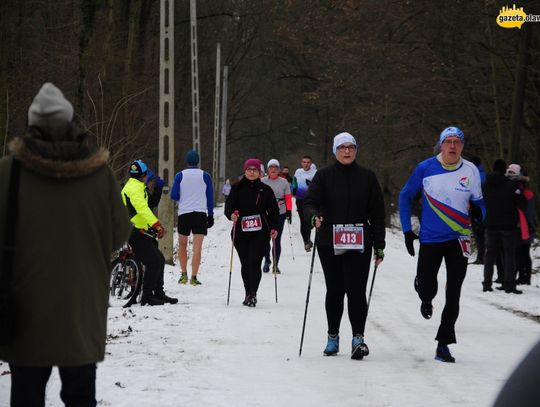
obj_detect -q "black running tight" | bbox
[234,233,269,295]
[416,240,467,345]
[317,245,372,336]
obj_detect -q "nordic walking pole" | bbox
[272,239,278,303]
[366,262,379,316]
[299,233,317,357]
[287,221,295,261]
[227,212,238,306]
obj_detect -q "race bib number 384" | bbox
[333,224,364,251]
[241,214,262,232]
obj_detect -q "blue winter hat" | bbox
[186,149,199,166]
[129,159,148,178]
[439,126,464,145]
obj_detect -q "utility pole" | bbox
[158,0,175,263]
[212,43,221,200]
[218,66,229,194]
[190,0,201,161]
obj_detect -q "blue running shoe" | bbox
[435,345,455,363]
[323,335,339,356]
[351,335,369,360]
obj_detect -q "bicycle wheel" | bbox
[110,257,142,302]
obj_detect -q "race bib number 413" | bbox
[241,214,262,232]
[333,224,364,251]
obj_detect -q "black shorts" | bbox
[177,212,208,236]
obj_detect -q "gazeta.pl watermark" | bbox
[497,4,540,29]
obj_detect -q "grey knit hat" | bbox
[28,83,74,128]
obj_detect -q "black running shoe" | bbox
[435,345,455,363]
[140,295,165,306]
[247,294,257,307]
[154,291,178,304]
[420,302,432,319]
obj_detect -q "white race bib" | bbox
[241,215,263,232]
[458,236,472,258]
[333,224,364,253]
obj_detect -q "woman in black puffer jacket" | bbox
[225,158,280,307]
[303,132,386,360]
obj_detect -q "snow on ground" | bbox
[1,205,539,407]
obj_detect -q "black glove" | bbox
[404,230,419,256]
[470,205,483,224]
[207,215,214,229]
[286,210,292,224]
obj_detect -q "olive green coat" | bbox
[0,135,131,366]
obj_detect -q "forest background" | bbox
[1,0,539,221]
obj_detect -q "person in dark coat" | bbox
[303,132,385,360]
[505,164,536,286]
[482,159,526,293]
[469,156,486,264]
[494,339,540,407]
[225,158,280,307]
[0,83,131,406]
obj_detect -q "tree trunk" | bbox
[509,23,532,163]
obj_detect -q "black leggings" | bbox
[264,214,286,266]
[317,245,372,336]
[296,199,312,244]
[235,232,269,295]
[129,229,165,295]
[417,240,467,345]
[10,364,96,407]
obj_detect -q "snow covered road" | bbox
[1,206,539,406]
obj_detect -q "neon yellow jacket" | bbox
[121,177,158,230]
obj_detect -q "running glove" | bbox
[404,230,419,256]
[207,215,214,228]
[152,221,166,239]
[286,210,292,224]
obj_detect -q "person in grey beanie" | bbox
[0,82,131,406]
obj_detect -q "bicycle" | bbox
[110,243,143,308]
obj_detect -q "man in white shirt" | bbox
[292,155,317,251]
[170,150,214,285]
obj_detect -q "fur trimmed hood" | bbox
[9,136,109,178]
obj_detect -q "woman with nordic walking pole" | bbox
[302,132,386,359]
[225,158,279,307]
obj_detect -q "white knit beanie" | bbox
[267,159,280,168]
[333,132,357,155]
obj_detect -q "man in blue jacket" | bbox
[399,126,485,363]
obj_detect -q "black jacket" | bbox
[483,173,526,230]
[224,177,280,238]
[302,161,386,249]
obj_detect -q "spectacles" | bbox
[337,144,357,152]
[245,167,259,172]
[442,139,463,146]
